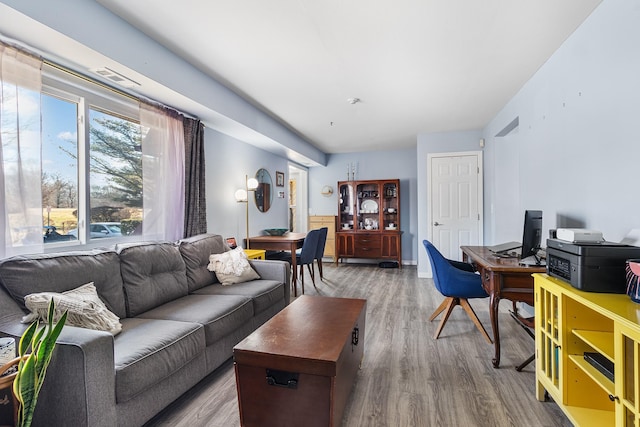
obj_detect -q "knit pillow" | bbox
[22,282,122,335]
[207,247,260,285]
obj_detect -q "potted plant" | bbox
[10,300,67,427]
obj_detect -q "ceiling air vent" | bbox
[90,67,140,88]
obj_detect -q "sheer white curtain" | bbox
[0,44,43,258]
[140,103,185,242]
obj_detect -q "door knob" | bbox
[434,222,443,226]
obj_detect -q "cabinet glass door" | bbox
[338,183,355,231]
[538,286,561,392]
[617,327,640,426]
[382,182,399,230]
[356,182,380,231]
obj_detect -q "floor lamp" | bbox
[235,175,259,249]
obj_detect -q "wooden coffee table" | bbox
[233,295,366,427]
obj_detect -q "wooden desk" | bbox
[460,245,546,368]
[247,233,306,297]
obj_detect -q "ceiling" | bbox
[96,0,602,154]
[4,1,603,156]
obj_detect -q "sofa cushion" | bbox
[178,234,229,292]
[114,317,204,403]
[117,242,188,317]
[23,282,122,335]
[207,248,260,285]
[193,279,284,316]
[0,250,127,318]
[136,294,253,345]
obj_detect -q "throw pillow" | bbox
[23,282,122,335]
[207,247,260,285]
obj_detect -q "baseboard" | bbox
[334,259,416,266]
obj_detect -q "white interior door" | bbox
[288,163,308,233]
[429,152,483,260]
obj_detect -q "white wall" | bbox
[483,0,640,245]
[205,129,290,242]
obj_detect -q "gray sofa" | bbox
[0,234,290,427]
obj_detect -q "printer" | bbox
[547,238,640,293]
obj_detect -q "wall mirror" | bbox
[254,168,273,212]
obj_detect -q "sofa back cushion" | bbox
[0,250,127,318]
[117,242,188,317]
[178,234,228,292]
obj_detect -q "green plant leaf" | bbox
[17,321,37,357]
[35,311,67,395]
[13,298,67,427]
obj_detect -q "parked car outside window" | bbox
[67,222,122,239]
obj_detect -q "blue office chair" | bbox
[311,227,328,281]
[423,240,492,344]
[284,229,321,295]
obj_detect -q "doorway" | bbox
[288,163,308,233]
[427,151,483,261]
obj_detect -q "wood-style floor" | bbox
[145,263,570,427]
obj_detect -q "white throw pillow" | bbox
[23,282,122,335]
[207,247,260,285]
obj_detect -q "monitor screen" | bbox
[521,210,543,259]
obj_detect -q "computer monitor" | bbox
[521,210,543,259]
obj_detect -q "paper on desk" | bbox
[621,229,640,246]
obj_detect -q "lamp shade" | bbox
[247,177,259,190]
[235,189,248,202]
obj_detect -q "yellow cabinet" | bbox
[535,283,562,402]
[616,325,640,426]
[534,273,640,426]
[308,215,336,262]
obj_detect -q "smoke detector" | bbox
[90,67,141,88]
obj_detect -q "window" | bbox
[41,65,143,247]
[88,108,143,237]
[41,94,78,243]
[2,50,184,256]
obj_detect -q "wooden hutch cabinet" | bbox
[336,179,402,267]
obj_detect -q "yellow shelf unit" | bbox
[534,273,640,427]
[244,249,266,260]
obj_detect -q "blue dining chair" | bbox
[311,227,328,281]
[423,240,492,344]
[284,229,321,295]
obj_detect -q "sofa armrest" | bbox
[31,326,117,427]
[249,260,291,304]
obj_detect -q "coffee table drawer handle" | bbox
[266,369,299,389]
[352,327,359,347]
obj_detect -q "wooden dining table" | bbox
[247,232,306,297]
